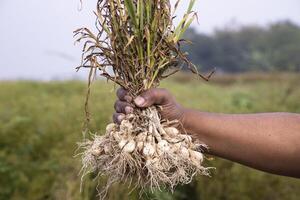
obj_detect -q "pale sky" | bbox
[0,0,299,80]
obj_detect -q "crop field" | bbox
[0,73,300,200]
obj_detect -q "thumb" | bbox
[134,88,170,108]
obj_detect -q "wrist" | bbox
[181,108,196,134]
[181,109,215,154]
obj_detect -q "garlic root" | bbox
[79,107,209,198]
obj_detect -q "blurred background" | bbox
[0,0,300,199]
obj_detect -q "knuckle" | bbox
[160,89,171,102]
[116,88,122,97]
[159,88,170,96]
[114,100,119,110]
[114,100,123,112]
[116,100,128,113]
[153,88,170,104]
[113,113,124,124]
[148,88,158,99]
[117,87,127,99]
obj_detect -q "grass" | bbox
[0,73,300,200]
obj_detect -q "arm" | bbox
[183,110,300,178]
[113,88,300,178]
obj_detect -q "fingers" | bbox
[114,100,133,114]
[134,88,171,108]
[114,88,171,124]
[113,113,125,124]
[117,88,132,102]
[114,88,133,124]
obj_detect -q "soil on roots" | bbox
[78,107,210,198]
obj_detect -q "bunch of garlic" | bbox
[80,107,209,196]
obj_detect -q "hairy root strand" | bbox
[78,107,210,199]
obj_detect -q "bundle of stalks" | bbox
[75,0,214,198]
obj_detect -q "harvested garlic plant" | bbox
[75,0,213,198]
[79,107,210,196]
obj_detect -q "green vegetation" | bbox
[183,21,300,72]
[1,74,300,200]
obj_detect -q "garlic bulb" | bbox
[136,132,147,142]
[104,144,112,154]
[106,123,116,133]
[118,139,128,149]
[136,141,144,151]
[182,135,193,143]
[91,148,102,156]
[123,140,136,153]
[157,140,170,154]
[120,120,133,131]
[165,127,179,137]
[113,132,121,142]
[190,150,204,165]
[143,143,155,157]
[180,147,190,159]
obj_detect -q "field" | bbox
[0,73,300,200]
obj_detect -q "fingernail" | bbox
[124,95,133,103]
[125,106,133,114]
[134,96,145,106]
[117,114,125,122]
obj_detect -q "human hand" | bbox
[113,88,187,125]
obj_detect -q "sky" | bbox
[0,0,299,80]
